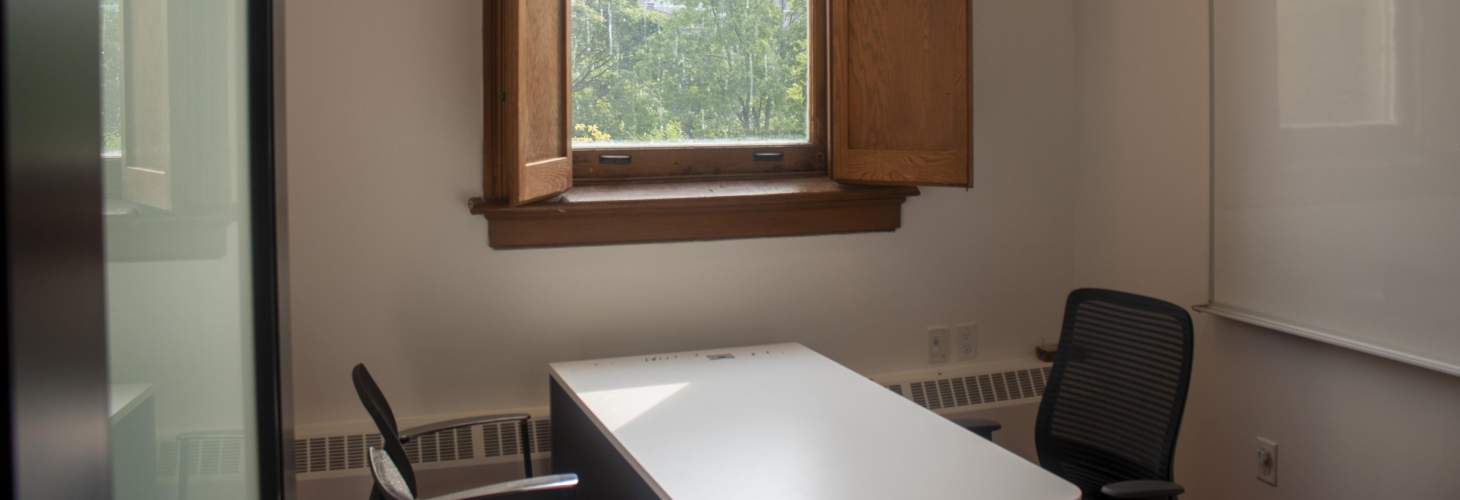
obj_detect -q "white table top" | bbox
[549,343,1080,500]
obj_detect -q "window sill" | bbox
[469,175,918,248]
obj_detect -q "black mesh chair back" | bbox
[353,364,418,500]
[1035,289,1194,500]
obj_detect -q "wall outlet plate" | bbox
[1256,437,1279,486]
[954,323,978,361]
[928,326,951,364]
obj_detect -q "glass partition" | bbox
[100,0,259,498]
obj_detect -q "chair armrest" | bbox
[399,413,530,442]
[1100,480,1185,499]
[426,474,579,500]
[949,415,1003,440]
[371,446,575,500]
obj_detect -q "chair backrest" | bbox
[1035,289,1194,499]
[353,364,418,500]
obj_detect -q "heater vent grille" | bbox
[293,420,551,475]
[887,366,1052,411]
[295,365,1052,478]
[177,433,247,477]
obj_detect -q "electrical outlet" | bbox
[928,326,951,364]
[954,323,979,361]
[1256,437,1278,486]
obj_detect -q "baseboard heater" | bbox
[292,361,1051,479]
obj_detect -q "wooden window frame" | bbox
[569,3,828,183]
[474,0,972,249]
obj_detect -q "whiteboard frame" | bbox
[1202,0,1460,379]
[1195,304,1460,378]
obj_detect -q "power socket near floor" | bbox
[1256,437,1279,486]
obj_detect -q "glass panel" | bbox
[100,0,257,498]
[570,0,810,147]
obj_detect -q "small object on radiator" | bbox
[1035,342,1059,363]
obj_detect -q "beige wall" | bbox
[1073,1,1460,499]
[1184,320,1460,499]
[284,0,1079,430]
[1073,0,1210,302]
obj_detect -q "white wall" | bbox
[1184,320,1460,499]
[284,0,1079,431]
[1073,0,1210,300]
[1073,1,1460,499]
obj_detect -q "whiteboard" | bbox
[1211,0,1460,376]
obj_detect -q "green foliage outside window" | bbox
[101,0,125,155]
[571,0,809,145]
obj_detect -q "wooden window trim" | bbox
[572,144,825,183]
[470,174,917,249]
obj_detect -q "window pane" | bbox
[100,0,124,157]
[571,0,810,146]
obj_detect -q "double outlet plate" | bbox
[928,323,978,364]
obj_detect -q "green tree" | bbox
[571,0,808,144]
[101,0,125,154]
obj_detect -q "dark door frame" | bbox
[3,0,111,498]
[250,0,293,497]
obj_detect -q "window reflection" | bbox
[100,0,256,499]
[1278,0,1398,128]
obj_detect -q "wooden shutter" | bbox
[829,0,971,187]
[499,0,573,205]
[120,0,174,209]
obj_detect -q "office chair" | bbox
[954,289,1194,499]
[353,364,579,500]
